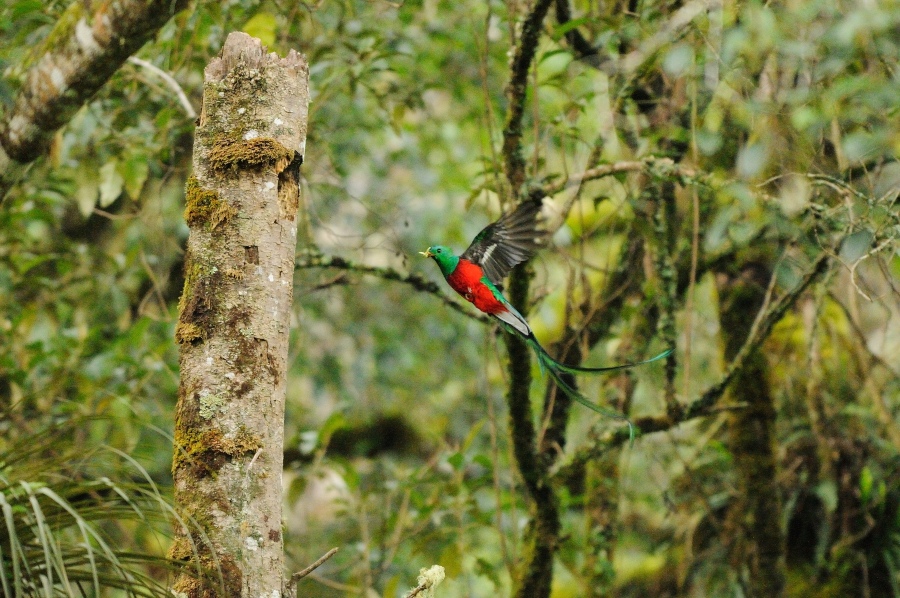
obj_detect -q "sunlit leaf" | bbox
[98,160,124,208]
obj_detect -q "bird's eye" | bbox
[436,248,442,253]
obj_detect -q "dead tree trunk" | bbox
[0,0,190,202]
[169,32,308,597]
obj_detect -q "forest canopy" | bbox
[0,0,898,596]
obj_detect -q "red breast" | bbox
[447,260,507,315]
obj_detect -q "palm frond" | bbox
[0,411,209,597]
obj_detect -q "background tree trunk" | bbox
[169,32,308,597]
[720,259,787,598]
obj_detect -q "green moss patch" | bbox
[172,426,262,478]
[175,322,204,345]
[184,175,237,230]
[208,136,293,173]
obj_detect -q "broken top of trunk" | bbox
[197,33,308,172]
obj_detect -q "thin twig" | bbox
[404,565,446,598]
[285,547,339,595]
[128,57,197,118]
[295,251,488,324]
[846,237,893,302]
[406,582,429,598]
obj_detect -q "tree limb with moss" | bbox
[0,0,190,203]
[498,1,560,597]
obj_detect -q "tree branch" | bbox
[0,0,190,203]
[502,0,555,196]
[499,4,560,596]
[295,251,489,324]
[285,547,339,597]
[556,249,834,476]
[541,156,701,198]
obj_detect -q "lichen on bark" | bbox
[170,32,309,597]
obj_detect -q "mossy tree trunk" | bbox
[169,32,308,597]
[720,260,787,598]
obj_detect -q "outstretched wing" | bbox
[460,198,547,285]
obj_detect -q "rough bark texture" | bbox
[720,261,787,598]
[500,4,557,596]
[0,0,190,202]
[505,265,560,598]
[169,32,308,597]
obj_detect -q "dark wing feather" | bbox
[460,198,547,284]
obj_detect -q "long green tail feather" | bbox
[526,334,674,442]
[549,347,673,374]
[538,351,635,442]
[497,318,670,440]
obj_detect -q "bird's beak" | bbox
[419,249,433,258]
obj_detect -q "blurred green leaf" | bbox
[244,12,277,48]
[98,160,123,207]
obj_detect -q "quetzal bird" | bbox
[421,198,671,423]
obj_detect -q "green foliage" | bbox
[1,0,898,595]
[0,412,196,596]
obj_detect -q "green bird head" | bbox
[419,245,459,277]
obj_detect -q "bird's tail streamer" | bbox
[526,336,674,442]
[538,343,674,375]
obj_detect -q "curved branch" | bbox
[128,57,197,118]
[0,0,190,202]
[556,249,834,477]
[295,252,488,324]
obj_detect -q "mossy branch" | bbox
[541,157,703,198]
[295,251,488,324]
[505,263,560,598]
[497,2,561,596]
[502,0,555,196]
[651,185,681,418]
[0,0,191,203]
[557,249,834,475]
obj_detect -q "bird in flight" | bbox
[421,198,671,426]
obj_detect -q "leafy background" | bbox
[1,0,898,596]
